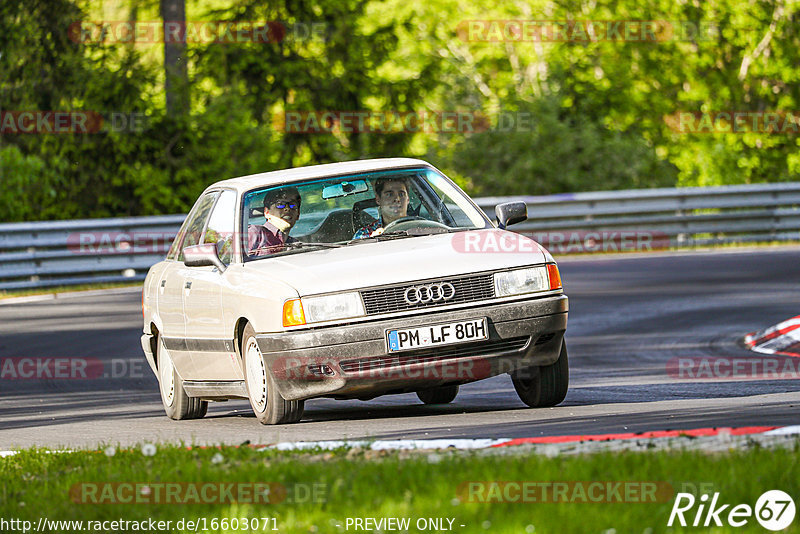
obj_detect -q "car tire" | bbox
[242,323,304,424]
[157,336,208,420]
[511,341,569,407]
[416,385,459,405]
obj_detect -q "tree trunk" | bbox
[160,0,189,116]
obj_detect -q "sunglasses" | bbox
[272,201,300,209]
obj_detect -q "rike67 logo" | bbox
[668,490,795,530]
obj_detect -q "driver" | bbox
[353,178,409,239]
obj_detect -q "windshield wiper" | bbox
[283,241,346,249]
[407,227,449,236]
[346,227,463,244]
[249,241,346,255]
[346,232,416,244]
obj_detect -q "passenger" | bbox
[247,187,301,256]
[353,178,410,239]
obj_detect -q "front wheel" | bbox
[242,323,304,424]
[157,337,207,420]
[511,341,569,407]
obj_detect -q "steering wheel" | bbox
[382,216,450,234]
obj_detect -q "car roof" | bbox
[203,158,435,195]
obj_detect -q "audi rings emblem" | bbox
[404,283,456,305]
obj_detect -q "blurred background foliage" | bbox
[1,0,799,221]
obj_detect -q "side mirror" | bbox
[495,201,528,229]
[183,244,226,272]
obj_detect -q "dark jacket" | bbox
[247,219,295,256]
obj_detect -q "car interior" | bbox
[242,173,463,254]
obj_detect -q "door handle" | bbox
[160,279,166,288]
[184,281,192,289]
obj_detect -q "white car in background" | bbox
[141,158,568,424]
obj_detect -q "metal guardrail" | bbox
[1,183,799,290]
[487,182,800,252]
[0,215,184,290]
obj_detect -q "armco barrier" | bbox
[491,182,800,253]
[1,183,799,290]
[0,215,184,290]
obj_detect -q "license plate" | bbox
[386,318,488,352]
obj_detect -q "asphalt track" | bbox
[1,247,799,449]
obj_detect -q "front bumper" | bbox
[141,333,157,376]
[256,294,568,401]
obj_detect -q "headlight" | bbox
[301,292,365,323]
[494,266,550,297]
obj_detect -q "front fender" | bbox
[221,263,299,335]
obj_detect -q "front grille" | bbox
[339,336,529,374]
[360,273,495,315]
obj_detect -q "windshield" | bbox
[241,167,491,260]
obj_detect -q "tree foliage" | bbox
[1,0,798,222]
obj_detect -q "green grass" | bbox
[1,444,798,533]
[0,282,142,300]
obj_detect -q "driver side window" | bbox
[176,192,219,262]
[203,190,236,265]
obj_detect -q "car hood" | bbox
[242,229,547,295]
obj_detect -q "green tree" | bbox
[191,0,442,168]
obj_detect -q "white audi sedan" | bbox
[141,158,568,424]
